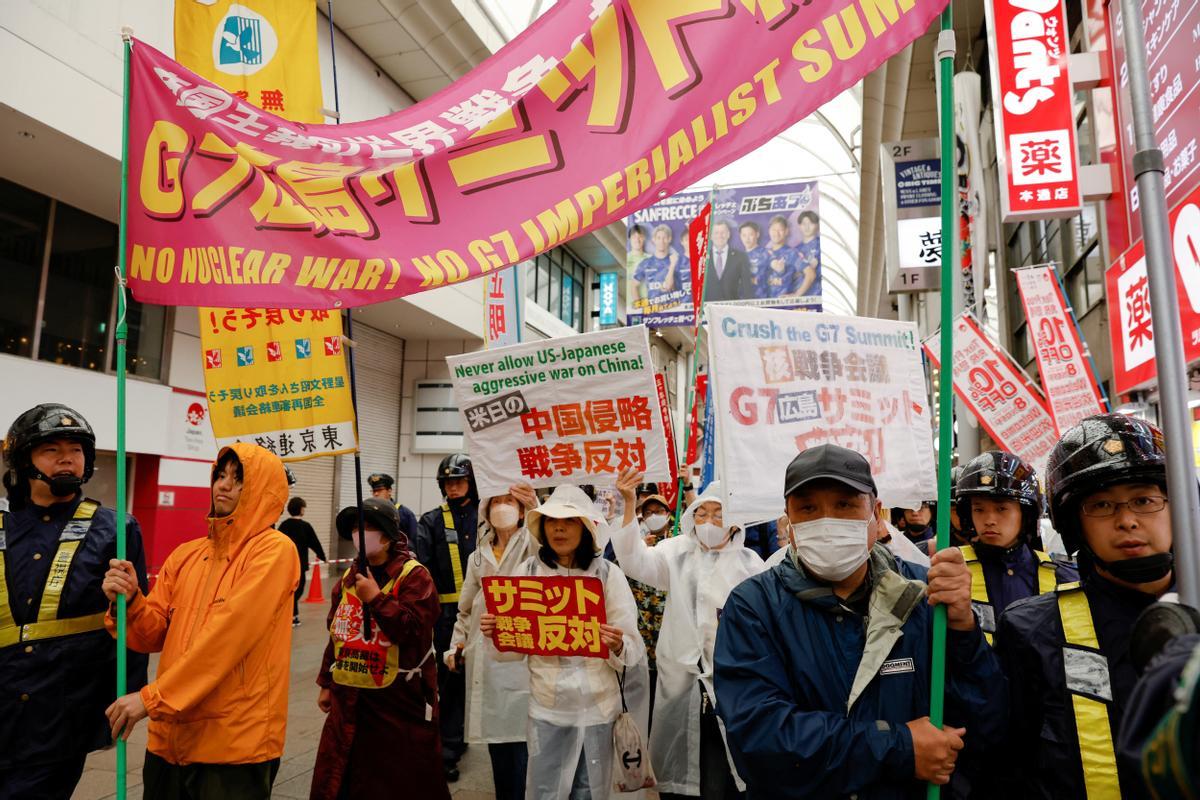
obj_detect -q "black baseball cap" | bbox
[784,444,878,497]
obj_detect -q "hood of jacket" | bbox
[679,483,746,549]
[206,442,288,556]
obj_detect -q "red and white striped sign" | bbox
[1013,265,1105,434]
[924,314,1058,473]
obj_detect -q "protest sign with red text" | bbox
[924,313,1058,473]
[708,305,936,517]
[483,575,608,659]
[1013,265,1105,434]
[447,325,670,497]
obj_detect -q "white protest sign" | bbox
[708,305,936,516]
[924,313,1058,474]
[446,326,671,498]
[1013,265,1106,434]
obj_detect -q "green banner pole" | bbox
[115,28,134,800]
[928,5,956,799]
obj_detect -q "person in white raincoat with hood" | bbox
[610,470,765,799]
[481,484,649,800]
[447,484,539,800]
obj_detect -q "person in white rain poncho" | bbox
[481,484,649,800]
[610,470,766,799]
[447,484,539,800]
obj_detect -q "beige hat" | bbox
[526,484,601,547]
[637,494,670,511]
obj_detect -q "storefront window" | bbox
[119,300,168,378]
[549,264,562,319]
[536,255,550,308]
[0,176,166,379]
[39,203,117,370]
[561,273,574,326]
[0,178,49,358]
[572,274,584,330]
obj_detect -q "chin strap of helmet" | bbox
[1084,544,1175,585]
[28,468,84,498]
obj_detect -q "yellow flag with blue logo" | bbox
[174,0,323,124]
[178,1,355,461]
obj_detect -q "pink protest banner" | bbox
[924,314,1058,473]
[1013,265,1106,434]
[124,0,949,309]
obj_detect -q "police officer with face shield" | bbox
[0,404,149,798]
[995,414,1191,798]
[415,453,479,782]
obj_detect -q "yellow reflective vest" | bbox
[1055,581,1122,799]
[0,500,107,649]
[960,544,1058,644]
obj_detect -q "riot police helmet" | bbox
[956,450,1043,542]
[437,453,477,501]
[1046,413,1166,556]
[2,404,97,505]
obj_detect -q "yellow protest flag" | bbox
[174,0,323,123]
[199,307,357,461]
[177,2,354,461]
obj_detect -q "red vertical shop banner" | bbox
[983,0,1083,221]
[690,203,713,324]
[655,373,680,510]
[685,374,709,465]
[1013,265,1106,433]
[1105,181,1200,394]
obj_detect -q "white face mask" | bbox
[490,503,520,531]
[644,513,669,532]
[694,522,729,549]
[790,517,870,581]
[361,530,389,560]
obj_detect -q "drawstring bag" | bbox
[612,667,656,792]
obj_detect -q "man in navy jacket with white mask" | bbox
[714,445,1006,799]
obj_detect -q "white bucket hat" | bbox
[526,484,604,551]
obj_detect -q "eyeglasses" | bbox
[1080,496,1167,517]
[693,511,724,523]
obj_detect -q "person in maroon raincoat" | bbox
[310,498,450,800]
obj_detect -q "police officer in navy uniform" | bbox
[415,453,479,782]
[0,404,149,799]
[955,451,1076,640]
[367,472,419,543]
[995,414,1188,799]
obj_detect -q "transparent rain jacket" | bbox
[449,508,538,745]
[510,521,649,800]
[609,491,766,795]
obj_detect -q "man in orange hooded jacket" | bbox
[102,442,299,799]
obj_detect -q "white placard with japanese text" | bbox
[1014,265,1106,434]
[925,314,1059,474]
[446,326,671,497]
[708,305,936,516]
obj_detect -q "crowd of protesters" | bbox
[2,402,1198,799]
